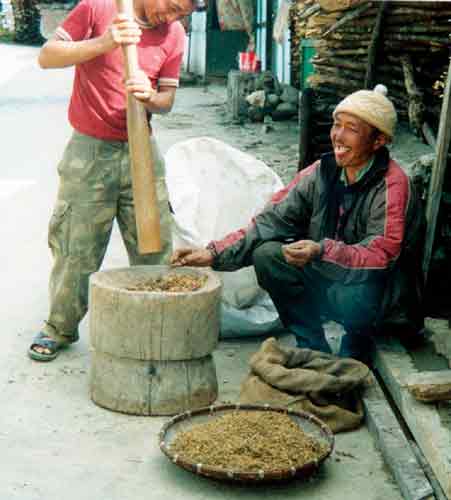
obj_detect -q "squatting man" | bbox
[172,86,424,363]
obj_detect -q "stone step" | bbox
[373,337,451,498]
[362,373,434,500]
[405,370,451,402]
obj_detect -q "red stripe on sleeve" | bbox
[270,161,320,205]
[212,161,320,254]
[322,161,410,270]
[213,221,255,254]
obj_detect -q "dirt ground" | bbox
[0,42,415,500]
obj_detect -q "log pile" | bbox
[291,0,451,161]
[290,0,311,89]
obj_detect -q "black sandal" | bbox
[28,332,64,362]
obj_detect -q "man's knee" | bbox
[328,281,384,329]
[253,241,282,268]
[252,241,283,289]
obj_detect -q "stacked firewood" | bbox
[290,0,336,88]
[374,2,450,132]
[290,1,366,90]
[291,1,451,160]
[290,0,310,88]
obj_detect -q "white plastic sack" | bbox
[165,137,284,337]
[220,295,284,339]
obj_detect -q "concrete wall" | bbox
[255,0,291,85]
[184,11,207,76]
[272,0,291,85]
[255,0,269,71]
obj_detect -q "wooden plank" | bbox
[364,1,388,89]
[322,2,374,38]
[401,55,424,134]
[362,374,434,500]
[410,442,449,500]
[373,337,451,497]
[423,58,451,278]
[422,122,437,150]
[406,370,451,402]
[298,88,314,171]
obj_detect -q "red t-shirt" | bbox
[55,0,185,141]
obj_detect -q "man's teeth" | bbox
[335,146,350,153]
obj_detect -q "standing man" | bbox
[29,0,203,361]
[171,86,425,363]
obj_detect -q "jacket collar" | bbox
[320,146,391,188]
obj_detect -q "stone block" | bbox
[374,337,451,497]
[406,370,451,402]
[362,375,434,500]
[227,70,257,120]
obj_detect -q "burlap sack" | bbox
[239,338,370,433]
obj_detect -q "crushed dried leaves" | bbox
[170,410,329,472]
[126,274,207,293]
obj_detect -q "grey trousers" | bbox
[252,241,385,360]
[43,131,173,344]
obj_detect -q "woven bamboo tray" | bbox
[159,403,334,483]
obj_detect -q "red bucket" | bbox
[238,51,260,73]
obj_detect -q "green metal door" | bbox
[300,38,316,89]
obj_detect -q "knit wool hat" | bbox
[333,84,397,139]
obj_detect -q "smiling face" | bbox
[142,0,195,26]
[330,112,387,171]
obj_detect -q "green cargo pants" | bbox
[43,131,172,344]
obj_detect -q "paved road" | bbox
[0,42,402,500]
